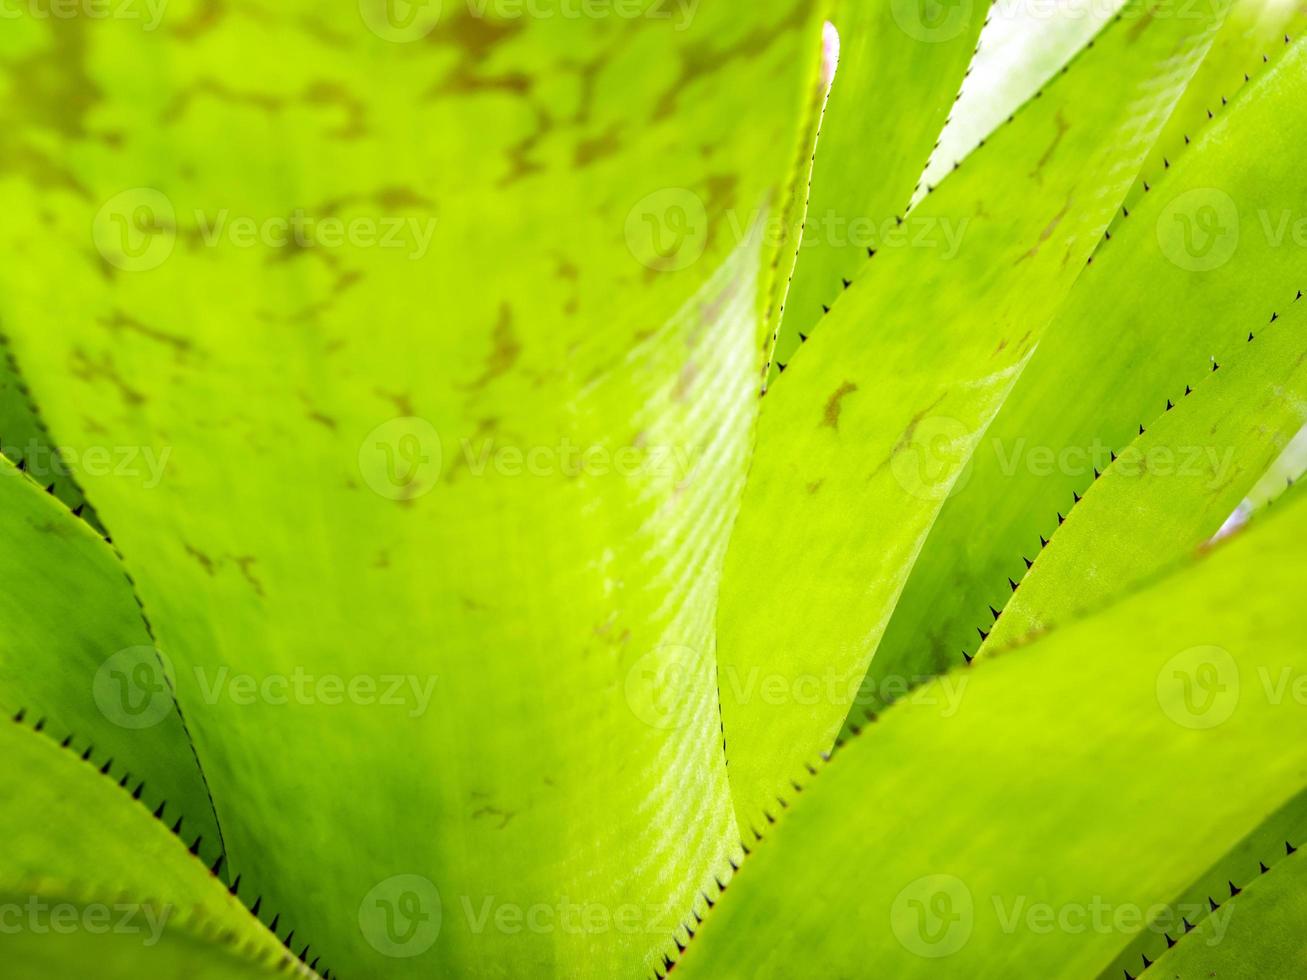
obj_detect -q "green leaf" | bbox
[717,0,1228,826]
[0,718,283,963]
[852,27,1307,737]
[767,0,989,375]
[0,456,222,856]
[1097,785,1307,980]
[0,889,309,979]
[983,298,1307,652]
[0,5,823,977]
[1144,848,1307,979]
[914,0,1126,206]
[677,489,1307,979]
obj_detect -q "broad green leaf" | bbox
[983,299,1307,651]
[678,489,1307,979]
[2,907,301,980]
[1097,785,1307,980]
[1118,0,1307,220]
[914,0,1127,205]
[0,457,221,855]
[766,0,990,376]
[0,719,285,965]
[0,5,821,977]
[1143,843,1307,978]
[717,0,1227,826]
[0,335,102,529]
[850,28,1307,738]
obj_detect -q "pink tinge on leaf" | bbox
[821,21,841,92]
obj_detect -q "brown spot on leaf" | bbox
[822,381,858,431]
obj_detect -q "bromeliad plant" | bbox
[1,0,1306,976]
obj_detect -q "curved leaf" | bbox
[718,0,1228,826]
[0,455,221,855]
[0,5,822,977]
[1142,843,1307,978]
[679,490,1307,979]
[0,718,283,964]
[983,299,1307,651]
[852,28,1307,736]
[767,0,989,376]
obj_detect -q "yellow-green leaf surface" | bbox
[766,0,990,376]
[1143,845,1307,979]
[983,300,1307,651]
[1097,785,1307,980]
[0,3,822,977]
[678,490,1307,979]
[1,892,307,980]
[0,719,285,965]
[717,0,1227,827]
[851,28,1307,737]
[914,0,1126,204]
[0,457,221,855]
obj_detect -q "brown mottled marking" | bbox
[184,543,216,575]
[805,479,824,495]
[574,122,623,167]
[169,0,229,42]
[1029,110,1070,183]
[100,311,193,357]
[1014,196,1072,264]
[822,381,858,431]
[69,349,147,406]
[463,305,521,391]
[674,362,700,402]
[232,555,265,597]
[651,0,810,121]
